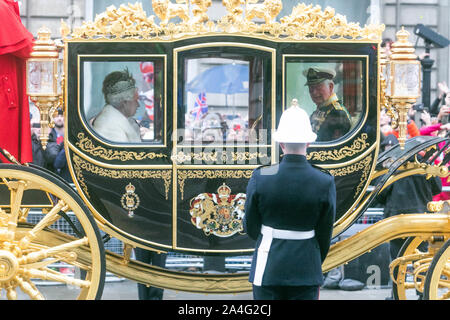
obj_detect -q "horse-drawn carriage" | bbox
[1,1,449,300]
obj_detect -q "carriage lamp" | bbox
[26,26,63,150]
[380,47,398,129]
[386,27,421,149]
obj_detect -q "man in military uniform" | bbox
[305,67,351,141]
[244,106,336,300]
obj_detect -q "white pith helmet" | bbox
[273,106,317,143]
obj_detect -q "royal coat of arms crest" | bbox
[189,183,246,237]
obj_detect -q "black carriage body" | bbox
[65,35,379,255]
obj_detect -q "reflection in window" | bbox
[83,60,164,144]
[181,56,264,144]
[286,59,364,142]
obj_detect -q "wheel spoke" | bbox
[19,200,67,249]
[21,268,90,288]
[0,167,105,300]
[21,251,77,269]
[15,276,44,300]
[438,291,450,300]
[4,281,17,300]
[18,208,30,223]
[21,257,62,270]
[18,237,89,265]
[8,180,27,233]
[437,278,450,289]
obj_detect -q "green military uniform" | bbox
[305,67,351,141]
[310,93,351,141]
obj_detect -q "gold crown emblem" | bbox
[125,183,136,194]
[217,183,231,198]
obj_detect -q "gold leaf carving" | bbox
[307,133,370,162]
[75,133,166,161]
[66,1,384,41]
[328,154,373,198]
[71,3,161,39]
[177,169,253,200]
[153,0,190,26]
[245,0,282,24]
[72,154,172,199]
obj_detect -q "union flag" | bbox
[191,92,208,120]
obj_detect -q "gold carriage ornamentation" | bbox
[120,183,141,218]
[1,0,446,301]
[64,0,384,41]
[189,183,246,237]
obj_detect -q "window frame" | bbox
[173,43,276,151]
[78,54,167,148]
[282,54,369,146]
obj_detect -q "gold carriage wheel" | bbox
[423,238,450,300]
[391,236,432,300]
[0,164,105,300]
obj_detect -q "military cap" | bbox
[303,67,336,86]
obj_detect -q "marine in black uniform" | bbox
[305,67,351,141]
[244,106,336,300]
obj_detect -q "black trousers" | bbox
[135,247,167,300]
[253,284,319,300]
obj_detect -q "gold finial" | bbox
[36,26,52,42]
[390,26,417,61]
[31,26,58,58]
[395,26,410,42]
[60,19,71,39]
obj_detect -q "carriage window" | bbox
[82,59,164,144]
[285,58,365,142]
[180,55,264,144]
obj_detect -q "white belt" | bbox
[253,225,315,286]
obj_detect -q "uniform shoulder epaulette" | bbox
[258,163,280,175]
[331,100,344,111]
[310,163,332,176]
[332,100,351,121]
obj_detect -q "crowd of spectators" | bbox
[30,106,72,184]
[379,80,450,201]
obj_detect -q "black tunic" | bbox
[244,154,336,286]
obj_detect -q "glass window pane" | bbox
[181,55,264,144]
[286,58,365,142]
[82,59,164,144]
[28,60,55,95]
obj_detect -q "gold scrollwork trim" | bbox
[72,154,172,199]
[64,1,384,42]
[75,133,167,161]
[177,169,254,200]
[307,133,369,162]
[328,154,373,198]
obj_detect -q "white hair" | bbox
[106,87,137,107]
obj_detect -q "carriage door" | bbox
[171,42,276,254]
[66,41,175,252]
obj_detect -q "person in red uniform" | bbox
[0,0,34,164]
